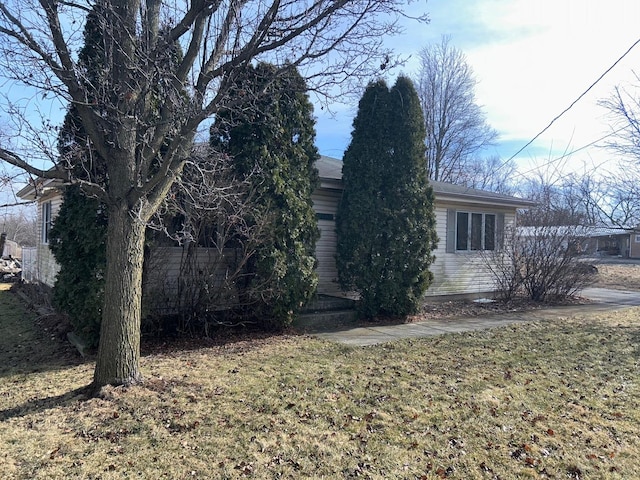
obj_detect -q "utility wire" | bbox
[512,126,627,180]
[503,36,640,166]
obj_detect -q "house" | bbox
[518,225,640,259]
[588,226,640,258]
[312,156,535,299]
[18,155,535,301]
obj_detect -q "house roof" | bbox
[519,225,636,238]
[20,154,535,209]
[317,155,343,180]
[16,178,65,201]
[586,226,636,237]
[316,155,535,209]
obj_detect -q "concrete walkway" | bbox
[313,287,640,346]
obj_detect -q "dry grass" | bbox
[595,263,640,291]
[2,285,640,479]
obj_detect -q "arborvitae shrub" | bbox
[212,63,320,328]
[336,76,438,317]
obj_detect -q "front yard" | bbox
[1,282,640,479]
[594,262,640,291]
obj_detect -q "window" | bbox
[455,211,496,251]
[42,201,52,244]
[635,234,640,243]
[456,212,468,250]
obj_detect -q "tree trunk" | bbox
[92,201,146,389]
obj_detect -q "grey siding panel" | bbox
[312,189,341,214]
[144,247,238,296]
[316,219,339,293]
[312,187,342,293]
[143,246,242,314]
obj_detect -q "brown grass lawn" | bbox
[2,283,640,479]
[595,263,640,291]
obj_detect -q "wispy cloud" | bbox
[316,0,640,176]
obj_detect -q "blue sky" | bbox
[3,0,640,205]
[315,0,640,179]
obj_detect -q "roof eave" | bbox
[318,177,343,190]
[16,178,65,201]
[435,192,536,209]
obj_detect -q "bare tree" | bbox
[145,148,271,332]
[517,172,598,227]
[518,166,640,229]
[453,155,516,194]
[0,207,38,246]
[600,72,640,162]
[584,171,640,227]
[0,0,423,390]
[598,74,640,226]
[415,36,497,183]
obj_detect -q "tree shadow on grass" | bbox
[0,345,87,379]
[0,384,92,421]
[0,287,88,379]
[629,328,640,361]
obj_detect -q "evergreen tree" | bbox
[49,186,107,347]
[335,80,391,311]
[336,76,438,317]
[49,5,183,346]
[49,6,108,348]
[213,63,320,327]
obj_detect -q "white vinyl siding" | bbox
[35,193,62,286]
[426,202,514,297]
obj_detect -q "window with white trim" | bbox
[635,234,640,243]
[42,201,52,244]
[456,211,496,251]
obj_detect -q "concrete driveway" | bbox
[313,287,640,346]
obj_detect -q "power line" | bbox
[513,126,627,180]
[504,35,640,165]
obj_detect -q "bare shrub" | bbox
[482,219,597,302]
[517,224,596,301]
[480,228,523,301]
[145,148,272,334]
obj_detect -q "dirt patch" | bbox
[408,262,640,322]
[416,295,589,321]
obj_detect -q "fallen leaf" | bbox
[49,447,61,460]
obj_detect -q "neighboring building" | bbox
[16,178,63,287]
[630,231,640,258]
[518,225,640,259]
[1,238,22,259]
[18,156,535,300]
[588,226,638,258]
